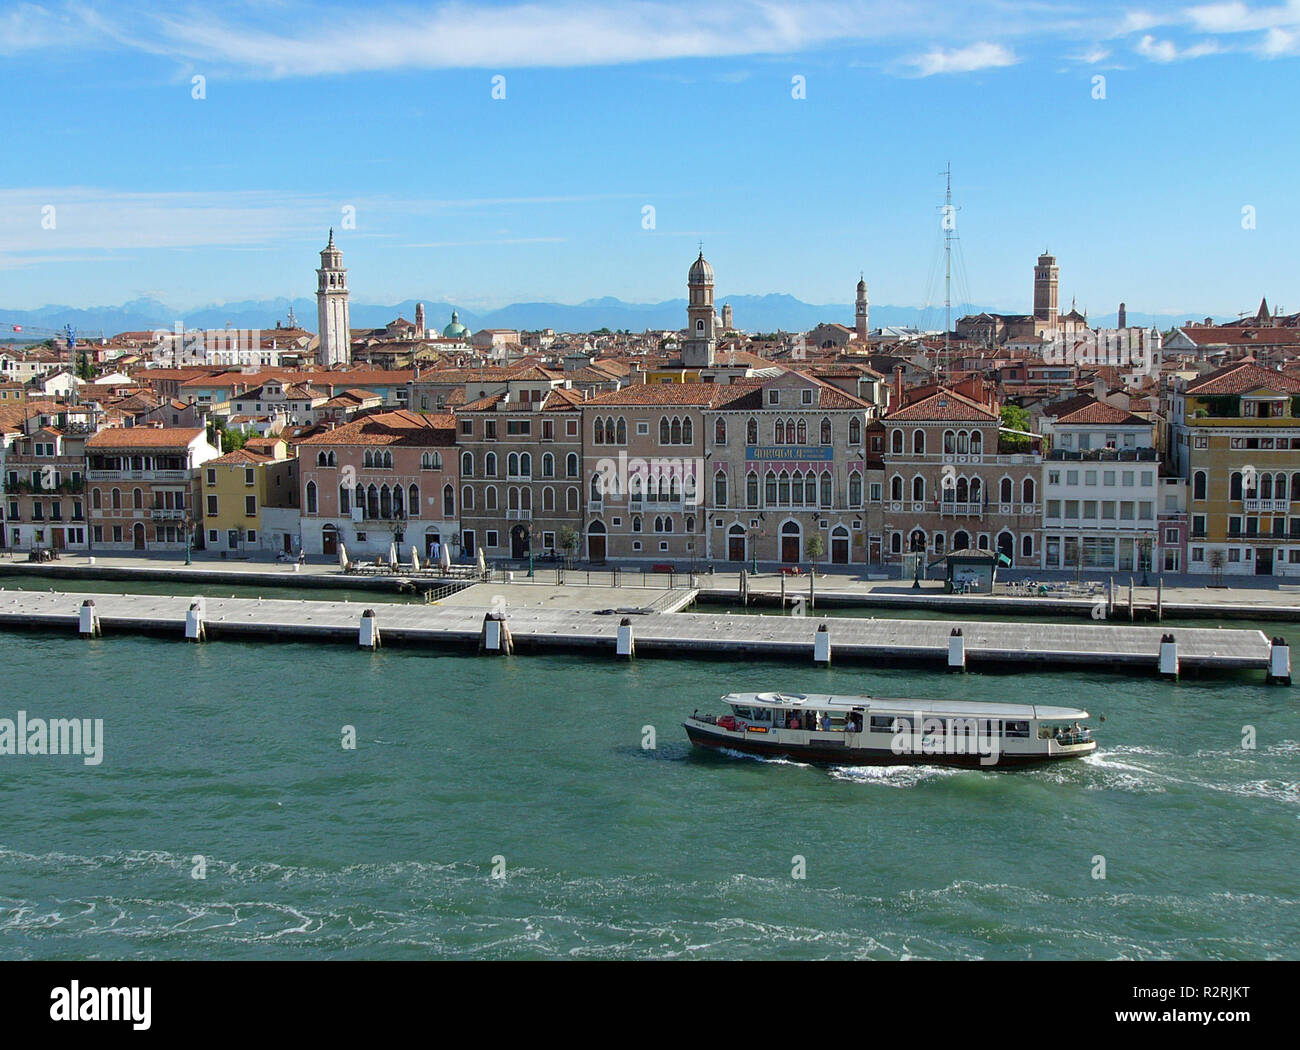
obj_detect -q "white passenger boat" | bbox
[684,692,1096,768]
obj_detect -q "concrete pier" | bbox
[0,589,1279,677]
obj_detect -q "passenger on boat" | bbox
[820,713,831,732]
[787,714,801,730]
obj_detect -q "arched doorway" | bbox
[424,528,441,558]
[727,523,746,562]
[587,520,606,563]
[909,529,926,552]
[831,526,850,564]
[321,524,338,556]
[510,524,530,559]
[952,530,970,551]
[780,520,801,563]
[132,523,146,550]
[997,531,1014,564]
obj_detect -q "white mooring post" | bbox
[185,600,205,642]
[1268,636,1291,686]
[1158,633,1178,680]
[358,608,381,650]
[480,610,512,655]
[947,627,966,672]
[616,616,635,659]
[78,598,100,638]
[813,622,831,666]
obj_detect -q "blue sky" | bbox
[1,0,1298,319]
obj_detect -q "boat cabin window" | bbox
[870,715,911,733]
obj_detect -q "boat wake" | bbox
[828,765,962,788]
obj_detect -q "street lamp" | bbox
[1139,535,1152,587]
[526,524,534,578]
[183,514,194,565]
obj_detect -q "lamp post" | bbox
[183,514,194,566]
[1139,535,1152,587]
[526,524,534,578]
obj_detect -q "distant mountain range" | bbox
[0,294,1231,341]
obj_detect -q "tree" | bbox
[999,405,1032,451]
[557,526,580,568]
[806,533,825,568]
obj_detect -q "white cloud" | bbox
[907,41,1018,76]
[1135,32,1221,59]
[1185,1,1300,34]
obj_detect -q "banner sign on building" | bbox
[746,446,835,463]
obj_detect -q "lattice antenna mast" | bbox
[940,163,958,383]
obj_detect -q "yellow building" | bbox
[201,448,276,554]
[1171,361,1300,576]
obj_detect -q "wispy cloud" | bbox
[1135,32,1221,59]
[906,41,1018,76]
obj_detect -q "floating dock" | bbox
[0,589,1286,679]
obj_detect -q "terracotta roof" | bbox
[884,387,998,423]
[1185,361,1300,395]
[208,449,273,466]
[1046,395,1148,426]
[1177,326,1300,348]
[86,427,206,449]
[295,410,456,447]
[585,381,762,408]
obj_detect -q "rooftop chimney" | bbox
[892,364,904,408]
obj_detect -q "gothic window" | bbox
[849,417,862,446]
[305,481,317,513]
[714,471,728,508]
[747,471,759,507]
[443,484,454,517]
[746,418,758,444]
[820,418,832,445]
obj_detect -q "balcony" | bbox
[505,509,532,521]
[89,470,190,482]
[150,508,186,520]
[939,500,984,518]
[1243,498,1289,513]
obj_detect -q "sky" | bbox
[1,0,1299,320]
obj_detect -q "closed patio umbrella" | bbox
[476,547,486,574]
[337,541,349,571]
[411,548,420,572]
[389,540,398,567]
[439,543,451,573]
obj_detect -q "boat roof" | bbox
[722,692,1088,721]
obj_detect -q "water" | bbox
[1,623,1297,960]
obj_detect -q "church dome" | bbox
[442,310,470,339]
[688,251,714,286]
[857,275,868,296]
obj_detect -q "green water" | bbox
[0,628,1296,959]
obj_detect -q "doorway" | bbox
[727,525,746,562]
[52,527,65,551]
[321,526,338,557]
[511,524,530,559]
[831,526,849,564]
[587,521,606,563]
[780,521,801,563]
[1256,547,1273,575]
[132,523,146,550]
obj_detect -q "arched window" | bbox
[355,484,365,515]
[443,484,454,517]
[714,471,728,508]
[1291,473,1300,502]
[970,430,983,455]
[685,515,695,532]
[970,477,982,503]
[820,471,832,507]
[671,418,682,445]
[615,418,626,445]
[567,488,579,512]
[391,485,404,518]
[461,451,474,478]
[485,452,497,478]
[1022,477,1035,504]
[1022,534,1034,558]
[747,471,759,507]
[848,418,861,446]
[317,450,330,467]
[778,470,791,506]
[542,453,554,478]
[632,515,642,533]
[305,481,317,513]
[766,471,777,505]
[715,418,727,445]
[660,417,671,444]
[912,429,925,455]
[943,430,955,454]
[849,471,862,507]
[591,474,602,501]
[1000,477,1013,503]
[462,485,474,511]
[132,488,143,509]
[890,474,903,501]
[371,484,384,519]
[409,484,420,513]
[953,530,970,551]
[594,417,605,444]
[507,452,519,477]
[891,532,902,554]
[796,420,807,445]
[92,489,101,509]
[520,453,531,478]
[363,450,372,468]
[543,487,555,512]
[775,420,785,444]
[1230,471,1243,501]
[682,418,692,444]
[820,418,832,445]
[912,476,925,501]
[339,485,351,513]
[891,429,903,454]
[957,430,969,455]
[566,453,579,478]
[746,418,758,444]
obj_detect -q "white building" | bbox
[1039,395,1160,572]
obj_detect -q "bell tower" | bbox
[1033,251,1059,334]
[316,228,351,367]
[682,249,716,367]
[855,273,869,340]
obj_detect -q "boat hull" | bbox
[684,722,1093,769]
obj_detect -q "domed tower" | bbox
[683,250,716,367]
[855,273,869,341]
[316,228,351,367]
[415,302,426,339]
